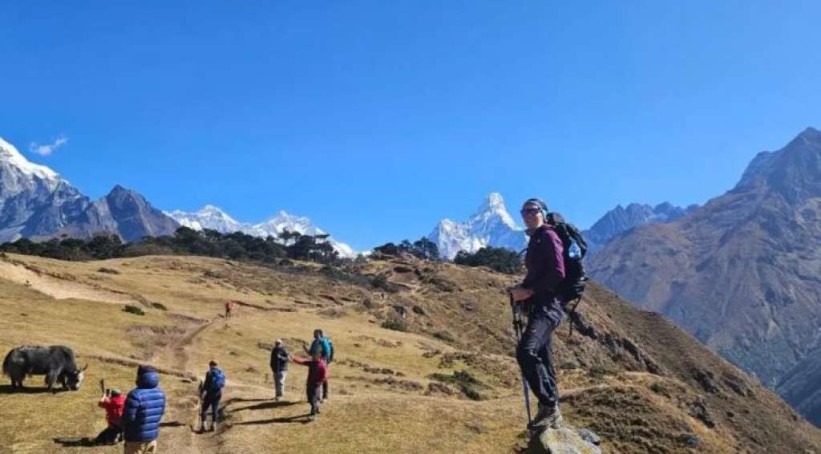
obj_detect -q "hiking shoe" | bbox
[529,404,563,430]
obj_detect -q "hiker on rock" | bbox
[510,198,566,431]
[121,365,166,454]
[198,360,226,433]
[290,352,327,421]
[270,339,289,400]
[95,387,125,445]
[306,329,333,401]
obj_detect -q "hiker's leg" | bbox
[307,384,318,415]
[516,303,559,407]
[538,304,564,405]
[200,395,212,430]
[211,392,221,424]
[322,377,329,401]
[275,372,286,398]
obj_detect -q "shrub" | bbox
[381,317,408,332]
[123,305,145,316]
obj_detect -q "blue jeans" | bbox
[516,299,564,407]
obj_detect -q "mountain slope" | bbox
[1,137,179,242]
[0,252,819,452]
[588,127,821,423]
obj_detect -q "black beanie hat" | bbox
[522,198,548,215]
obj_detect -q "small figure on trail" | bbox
[290,352,327,421]
[305,329,333,402]
[270,339,289,401]
[95,387,125,445]
[122,365,166,454]
[224,301,235,318]
[198,360,226,433]
[510,198,566,432]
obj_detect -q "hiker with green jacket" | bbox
[306,329,333,401]
[510,198,566,431]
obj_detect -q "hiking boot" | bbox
[211,421,218,432]
[529,404,563,430]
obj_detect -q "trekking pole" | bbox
[510,292,532,428]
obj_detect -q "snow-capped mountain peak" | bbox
[166,207,356,257]
[429,192,527,259]
[0,136,62,187]
[468,192,518,230]
[164,205,244,232]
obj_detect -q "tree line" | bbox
[1,229,523,275]
[0,227,340,265]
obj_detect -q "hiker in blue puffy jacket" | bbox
[306,329,333,401]
[198,360,225,433]
[121,365,166,453]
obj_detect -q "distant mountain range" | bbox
[0,137,177,242]
[0,137,354,256]
[165,206,355,257]
[427,192,691,260]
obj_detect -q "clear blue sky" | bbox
[2,1,820,250]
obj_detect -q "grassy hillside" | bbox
[1,253,819,453]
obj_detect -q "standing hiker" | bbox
[121,365,166,454]
[306,329,333,401]
[224,301,234,318]
[270,339,289,401]
[95,388,125,445]
[510,198,566,431]
[290,352,327,421]
[198,360,226,433]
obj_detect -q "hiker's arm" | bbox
[202,371,212,392]
[291,357,309,366]
[121,393,138,425]
[523,230,566,296]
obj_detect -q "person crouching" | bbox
[95,388,125,445]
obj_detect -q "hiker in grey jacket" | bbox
[270,340,289,400]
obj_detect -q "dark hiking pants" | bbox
[201,391,222,423]
[516,300,564,408]
[307,383,321,415]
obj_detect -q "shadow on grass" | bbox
[52,437,97,448]
[0,384,63,394]
[234,414,313,426]
[233,401,300,412]
[160,421,186,427]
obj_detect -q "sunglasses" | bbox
[520,208,542,216]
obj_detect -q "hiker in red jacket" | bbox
[95,388,126,445]
[224,301,234,318]
[290,353,327,421]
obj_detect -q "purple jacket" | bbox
[522,225,566,299]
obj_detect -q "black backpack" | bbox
[546,212,588,305]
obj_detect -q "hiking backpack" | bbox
[321,337,334,364]
[210,367,226,392]
[545,212,588,305]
